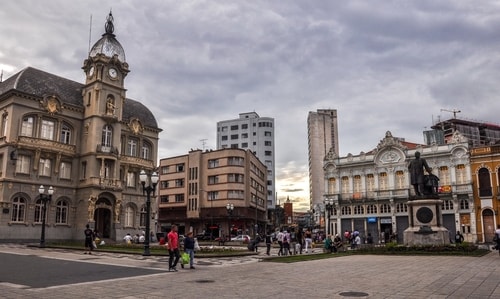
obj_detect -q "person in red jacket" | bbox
[168,225,180,272]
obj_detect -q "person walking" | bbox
[304,229,312,253]
[183,231,196,269]
[265,232,272,255]
[84,224,94,254]
[168,225,180,272]
[276,230,284,256]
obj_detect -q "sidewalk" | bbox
[1,243,500,298]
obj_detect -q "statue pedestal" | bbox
[404,199,449,246]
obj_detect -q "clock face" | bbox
[88,66,95,77]
[108,68,118,78]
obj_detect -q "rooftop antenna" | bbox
[88,14,92,54]
[200,139,207,150]
[440,108,461,119]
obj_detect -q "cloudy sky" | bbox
[2,1,500,211]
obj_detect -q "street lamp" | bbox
[38,185,54,248]
[139,170,159,256]
[324,198,334,235]
[226,203,234,241]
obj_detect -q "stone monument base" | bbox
[404,199,450,246]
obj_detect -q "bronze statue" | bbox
[408,151,433,198]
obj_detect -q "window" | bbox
[460,199,470,210]
[456,164,467,184]
[354,205,364,215]
[265,151,272,156]
[208,159,219,168]
[395,171,405,189]
[231,144,238,148]
[221,126,228,132]
[221,135,228,141]
[241,133,248,138]
[103,162,110,178]
[208,191,219,200]
[141,142,151,159]
[366,174,375,192]
[442,200,454,210]
[264,141,272,146]
[60,123,71,144]
[40,119,55,140]
[55,200,68,224]
[241,143,248,148]
[229,125,238,130]
[478,168,492,197]
[379,172,388,190]
[60,162,71,179]
[101,125,112,152]
[242,124,248,129]
[328,178,336,194]
[160,195,169,203]
[380,204,391,213]
[16,155,30,174]
[124,206,134,227]
[341,206,351,215]
[353,175,362,195]
[175,179,184,187]
[228,190,244,199]
[1,113,8,137]
[160,181,169,189]
[161,166,169,174]
[175,194,185,202]
[39,158,51,176]
[208,175,219,185]
[127,138,138,156]
[264,131,272,137]
[11,196,26,222]
[81,161,87,179]
[21,116,34,137]
[228,157,244,166]
[34,199,44,223]
[176,164,185,172]
[231,134,238,140]
[228,173,244,183]
[439,166,450,186]
[396,203,407,213]
[341,176,349,193]
[140,206,146,227]
[367,204,377,214]
[127,172,135,187]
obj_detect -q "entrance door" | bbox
[483,209,495,243]
[94,208,111,238]
[380,223,392,243]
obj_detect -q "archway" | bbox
[94,197,112,238]
[482,209,495,243]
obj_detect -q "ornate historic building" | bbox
[158,148,268,238]
[470,144,500,243]
[323,131,475,243]
[0,13,161,242]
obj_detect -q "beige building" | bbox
[0,13,161,242]
[308,109,339,224]
[158,148,268,238]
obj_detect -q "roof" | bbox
[0,67,159,129]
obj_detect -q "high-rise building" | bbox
[430,118,500,147]
[216,112,276,209]
[307,109,339,210]
[0,13,161,242]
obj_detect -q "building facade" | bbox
[0,13,161,242]
[470,144,500,243]
[308,109,339,212]
[323,131,475,243]
[216,112,275,209]
[430,118,500,147]
[157,148,268,238]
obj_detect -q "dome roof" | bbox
[89,12,126,62]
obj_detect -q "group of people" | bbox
[267,228,315,256]
[123,232,145,244]
[324,234,344,253]
[166,225,196,272]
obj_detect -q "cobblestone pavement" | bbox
[1,243,500,298]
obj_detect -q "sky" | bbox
[2,1,500,212]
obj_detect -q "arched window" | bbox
[124,205,134,227]
[353,175,362,193]
[141,141,152,160]
[55,200,68,224]
[34,198,44,223]
[442,200,454,211]
[478,168,492,197]
[379,172,388,190]
[396,203,407,213]
[328,178,336,194]
[366,204,377,214]
[439,166,450,185]
[127,138,138,156]
[101,125,113,152]
[456,164,466,184]
[460,199,470,210]
[341,176,349,193]
[380,204,391,214]
[60,123,72,144]
[354,205,364,215]
[139,206,147,227]
[11,196,26,222]
[341,206,351,215]
[395,171,405,189]
[366,174,375,192]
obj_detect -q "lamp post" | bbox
[139,170,159,256]
[39,185,54,248]
[226,203,234,241]
[324,198,334,235]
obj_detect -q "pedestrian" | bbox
[277,230,284,256]
[366,233,374,245]
[352,233,361,250]
[265,232,272,255]
[282,231,290,256]
[254,234,261,252]
[296,228,303,254]
[123,233,133,244]
[168,225,180,272]
[183,231,195,269]
[304,229,312,253]
[84,224,94,254]
[324,235,333,253]
[333,234,343,253]
[454,231,464,244]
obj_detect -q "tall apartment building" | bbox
[216,112,276,209]
[0,13,161,242]
[157,148,268,238]
[429,118,500,147]
[307,109,339,210]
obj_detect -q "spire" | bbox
[104,10,115,36]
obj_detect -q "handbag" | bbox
[181,252,190,265]
[194,239,200,251]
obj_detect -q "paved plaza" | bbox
[0,244,500,298]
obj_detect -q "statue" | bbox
[88,196,97,221]
[114,199,122,222]
[106,97,115,115]
[408,151,434,198]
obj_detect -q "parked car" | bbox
[231,235,251,243]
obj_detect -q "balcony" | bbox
[453,183,472,194]
[120,155,155,169]
[83,177,122,191]
[96,144,119,157]
[17,136,76,156]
